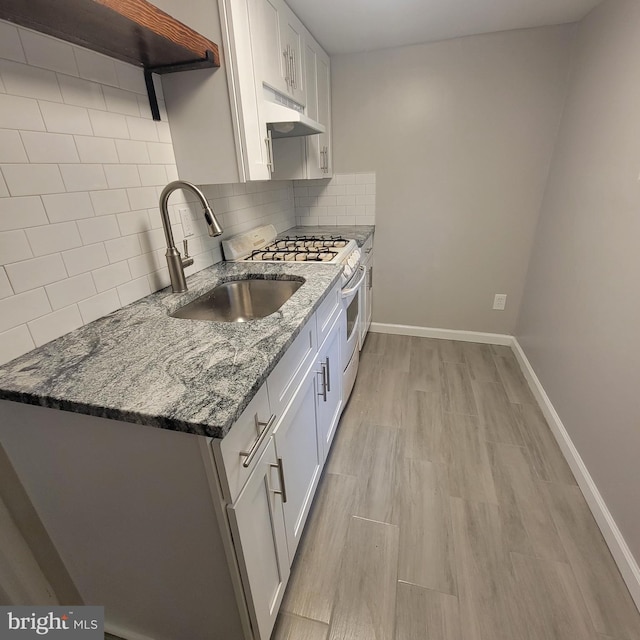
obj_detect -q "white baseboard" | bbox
[369,322,513,345]
[511,338,640,610]
[370,322,640,610]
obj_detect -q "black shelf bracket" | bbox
[144,50,217,121]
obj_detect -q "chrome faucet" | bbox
[159,180,223,293]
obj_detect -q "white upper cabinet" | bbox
[161,0,329,183]
[305,38,331,178]
[250,0,306,106]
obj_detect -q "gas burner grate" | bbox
[247,247,339,262]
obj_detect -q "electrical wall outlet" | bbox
[493,294,507,310]
[179,207,194,238]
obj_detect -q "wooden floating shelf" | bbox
[0,0,220,119]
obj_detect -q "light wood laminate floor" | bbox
[273,334,640,640]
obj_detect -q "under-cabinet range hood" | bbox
[263,101,325,138]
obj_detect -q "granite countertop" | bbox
[0,262,342,439]
[281,225,375,247]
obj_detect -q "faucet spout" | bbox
[158,180,223,293]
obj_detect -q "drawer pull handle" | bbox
[270,457,288,503]
[239,414,276,468]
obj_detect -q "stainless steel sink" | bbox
[170,278,304,322]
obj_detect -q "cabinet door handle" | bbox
[325,356,331,392]
[283,47,290,87]
[291,50,297,89]
[318,363,328,402]
[369,266,373,289]
[239,413,276,468]
[270,457,288,503]
[265,130,274,173]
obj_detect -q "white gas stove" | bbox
[221,225,361,284]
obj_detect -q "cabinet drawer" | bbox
[267,316,317,418]
[212,384,274,503]
[315,280,341,348]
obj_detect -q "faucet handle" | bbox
[181,239,194,268]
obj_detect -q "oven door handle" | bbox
[341,265,367,298]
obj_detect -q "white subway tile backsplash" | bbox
[78,289,120,324]
[88,109,129,139]
[117,209,151,237]
[62,243,109,276]
[0,325,35,364]
[0,94,46,131]
[337,195,356,206]
[147,142,175,165]
[74,48,118,87]
[115,139,150,164]
[58,74,105,109]
[77,215,120,244]
[60,164,108,192]
[147,266,171,291]
[2,164,65,196]
[5,253,67,293]
[0,32,298,363]
[91,260,131,293]
[138,164,166,187]
[19,30,78,76]
[45,273,96,310]
[0,267,12,299]
[0,287,51,332]
[117,276,151,306]
[103,85,140,116]
[128,251,161,279]
[0,59,62,102]
[0,230,32,263]
[20,131,80,163]
[157,122,172,144]
[114,61,146,95]
[28,304,83,346]
[126,186,157,211]
[73,136,118,164]
[104,164,141,189]
[0,22,26,63]
[293,173,376,227]
[0,130,28,163]
[25,221,82,256]
[89,189,130,216]
[42,192,94,223]
[104,235,141,263]
[0,196,48,231]
[356,194,376,206]
[39,101,92,135]
[126,116,158,142]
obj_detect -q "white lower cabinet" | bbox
[227,437,289,640]
[316,312,343,460]
[0,292,346,640]
[272,364,322,560]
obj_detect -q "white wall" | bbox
[331,25,575,334]
[517,0,640,562]
[0,20,295,367]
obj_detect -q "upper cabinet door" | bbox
[280,10,305,105]
[250,0,306,106]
